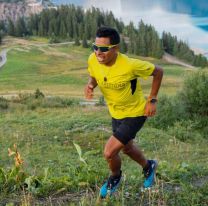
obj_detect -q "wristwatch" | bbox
[148,97,157,104]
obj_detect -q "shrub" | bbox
[96,96,105,106]
[34,88,45,99]
[167,120,202,142]
[179,70,208,116]
[41,97,78,108]
[148,95,187,129]
[49,33,60,43]
[13,90,79,109]
[0,97,9,110]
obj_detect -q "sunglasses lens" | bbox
[99,47,110,52]
[92,44,111,52]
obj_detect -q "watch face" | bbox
[150,98,157,103]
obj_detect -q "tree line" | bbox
[162,32,207,67]
[0,4,207,67]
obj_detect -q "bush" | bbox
[34,88,44,99]
[0,97,9,110]
[149,70,208,138]
[189,114,208,138]
[167,120,202,142]
[13,90,79,109]
[49,33,60,44]
[96,96,105,106]
[179,70,208,116]
[148,95,187,129]
[41,97,78,108]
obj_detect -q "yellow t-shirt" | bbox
[87,52,155,119]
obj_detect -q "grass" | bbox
[0,40,92,97]
[0,37,193,98]
[0,99,207,205]
[0,37,207,205]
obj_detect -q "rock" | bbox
[0,0,54,21]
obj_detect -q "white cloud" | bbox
[83,0,208,53]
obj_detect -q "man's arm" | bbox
[84,76,98,99]
[144,65,163,117]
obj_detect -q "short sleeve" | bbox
[87,53,95,77]
[131,59,155,79]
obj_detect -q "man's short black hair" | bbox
[96,26,120,45]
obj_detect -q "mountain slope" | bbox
[0,0,53,21]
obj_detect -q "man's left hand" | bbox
[144,102,157,117]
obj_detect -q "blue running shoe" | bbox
[143,160,158,188]
[100,171,122,198]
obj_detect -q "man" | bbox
[84,26,163,198]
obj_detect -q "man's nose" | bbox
[96,49,102,54]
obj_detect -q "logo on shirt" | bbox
[98,80,127,90]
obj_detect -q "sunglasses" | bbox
[92,43,117,52]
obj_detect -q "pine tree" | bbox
[66,12,73,38]
[38,20,44,36]
[78,23,84,40]
[54,16,60,36]
[7,19,15,36]
[0,32,2,44]
[27,14,39,35]
[120,37,127,53]
[60,21,67,38]
[15,17,27,37]
[137,20,146,56]
[39,10,49,36]
[48,18,56,36]
[0,20,5,34]
[82,33,88,48]
[84,11,91,40]
[126,22,136,54]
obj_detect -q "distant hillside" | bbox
[0,0,53,21]
[0,0,25,2]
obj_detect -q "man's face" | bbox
[94,37,118,65]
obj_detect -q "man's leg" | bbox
[122,140,157,188]
[104,135,124,176]
[100,135,124,198]
[122,140,148,168]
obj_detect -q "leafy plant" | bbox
[179,70,208,116]
[0,145,27,193]
[73,142,87,165]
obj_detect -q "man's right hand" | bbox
[84,84,94,99]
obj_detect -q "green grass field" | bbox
[0,37,207,205]
[0,37,189,98]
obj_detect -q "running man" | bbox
[84,26,163,198]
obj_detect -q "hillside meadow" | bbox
[0,37,207,205]
[0,37,188,97]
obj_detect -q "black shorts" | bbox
[112,116,147,145]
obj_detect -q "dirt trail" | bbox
[0,37,75,69]
[162,52,196,69]
[0,49,7,68]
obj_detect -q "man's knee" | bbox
[104,150,114,160]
